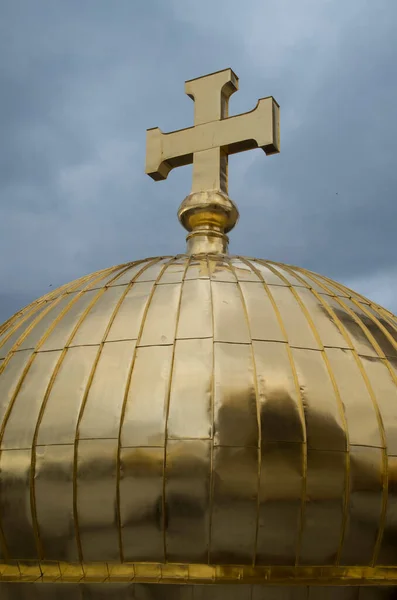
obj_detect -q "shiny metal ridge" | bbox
[0,70,397,598]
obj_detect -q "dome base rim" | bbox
[1,560,397,585]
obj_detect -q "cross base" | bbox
[177,190,239,254]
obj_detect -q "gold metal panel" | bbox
[290,269,341,298]
[256,442,303,565]
[321,277,355,299]
[208,257,236,282]
[1,297,52,332]
[210,446,258,564]
[36,345,98,446]
[390,356,397,377]
[287,269,337,296]
[167,339,212,440]
[0,562,22,581]
[1,569,397,588]
[119,446,164,562]
[83,562,109,582]
[1,350,62,450]
[2,296,73,356]
[0,327,11,348]
[292,348,347,451]
[352,293,374,308]
[121,345,173,448]
[70,286,127,347]
[214,342,258,447]
[248,260,290,286]
[34,443,78,561]
[59,561,84,580]
[158,258,188,284]
[16,561,42,582]
[212,281,250,343]
[300,272,348,299]
[360,356,397,455]
[71,267,117,292]
[165,439,211,562]
[106,282,155,342]
[268,286,320,350]
[0,350,33,427]
[325,348,382,448]
[185,257,210,280]
[230,258,261,281]
[378,455,397,565]
[0,302,50,358]
[107,261,154,287]
[0,448,37,558]
[363,304,397,341]
[0,310,31,345]
[239,282,284,342]
[176,279,212,340]
[340,446,383,565]
[78,341,136,440]
[253,341,304,443]
[295,289,351,349]
[338,288,370,307]
[299,449,346,565]
[18,294,77,350]
[321,296,379,358]
[84,266,130,290]
[379,305,397,326]
[40,291,99,352]
[343,298,397,359]
[139,284,182,347]
[58,563,83,582]
[267,264,308,288]
[77,439,119,561]
[134,259,171,283]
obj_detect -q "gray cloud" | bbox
[1,0,396,323]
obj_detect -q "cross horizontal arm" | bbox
[146,97,280,181]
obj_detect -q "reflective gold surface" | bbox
[3,67,396,598]
[146,69,280,254]
[1,254,397,589]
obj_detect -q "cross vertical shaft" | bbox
[185,70,238,195]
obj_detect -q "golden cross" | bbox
[145,68,280,196]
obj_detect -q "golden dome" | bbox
[1,253,397,592]
[2,68,397,599]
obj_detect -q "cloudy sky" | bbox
[0,0,396,323]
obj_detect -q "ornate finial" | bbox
[146,68,280,254]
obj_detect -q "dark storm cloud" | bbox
[231,6,397,282]
[0,0,396,323]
